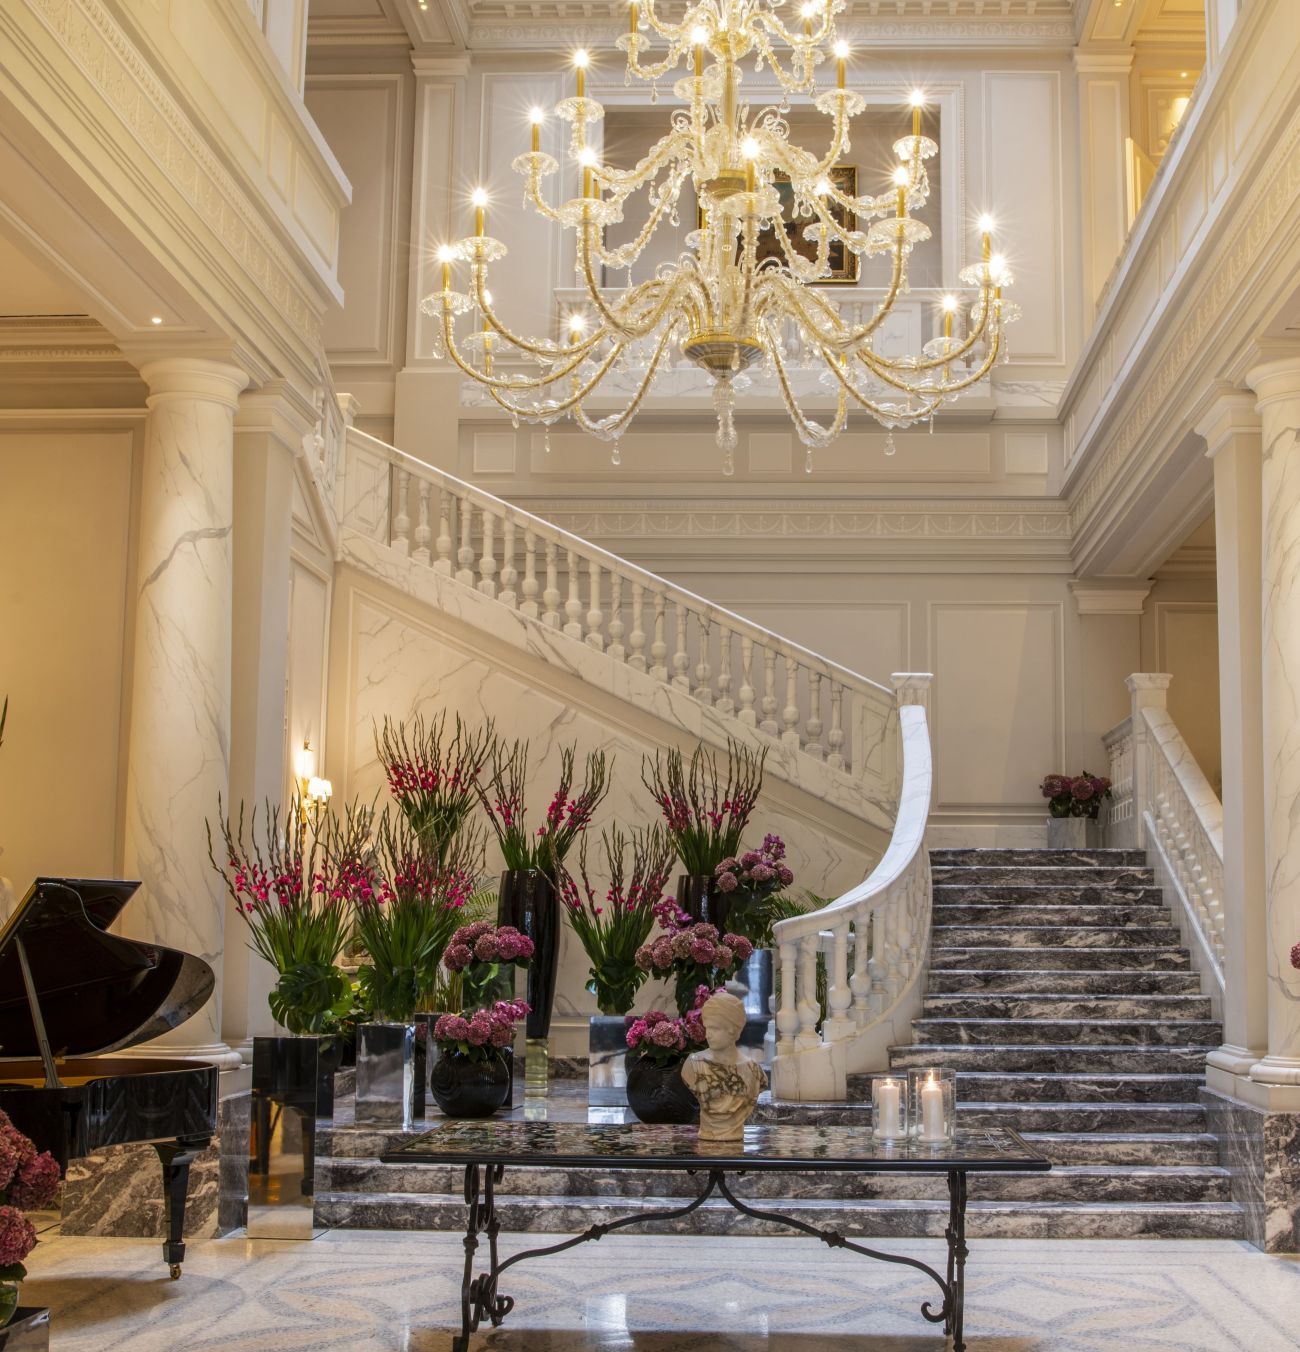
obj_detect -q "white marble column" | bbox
[1198,389,1268,1090]
[122,357,249,1068]
[223,381,314,1060]
[1247,353,1300,1104]
[1074,50,1134,313]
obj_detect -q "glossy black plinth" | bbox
[0,1308,49,1350]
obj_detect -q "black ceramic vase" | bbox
[498,868,559,1040]
[626,1056,699,1125]
[676,873,731,932]
[429,1049,512,1118]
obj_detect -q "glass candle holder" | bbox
[870,1074,909,1142]
[907,1066,957,1145]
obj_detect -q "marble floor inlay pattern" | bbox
[20,1230,1300,1351]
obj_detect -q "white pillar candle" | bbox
[876,1078,901,1137]
[919,1073,946,1141]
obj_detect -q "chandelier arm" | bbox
[525,171,570,225]
[781,100,852,182]
[753,8,835,53]
[589,130,686,192]
[590,166,688,270]
[440,304,602,392]
[854,289,997,382]
[484,341,628,420]
[767,323,849,448]
[763,204,834,284]
[817,344,943,420]
[627,41,690,82]
[641,0,691,43]
[579,215,708,340]
[750,30,816,96]
[765,245,908,349]
[571,321,680,440]
[472,268,607,362]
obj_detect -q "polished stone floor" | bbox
[20,1229,1300,1351]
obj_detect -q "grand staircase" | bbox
[312,846,1243,1239]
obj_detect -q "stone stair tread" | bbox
[929,947,1192,971]
[929,850,1147,865]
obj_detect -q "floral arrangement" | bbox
[1040,772,1112,820]
[442,920,535,973]
[376,713,495,865]
[432,999,529,1063]
[345,812,485,1021]
[477,742,611,873]
[623,1007,708,1067]
[0,1107,61,1298]
[1290,942,1300,971]
[635,920,753,1014]
[208,797,352,1035]
[713,833,795,945]
[561,824,677,1016]
[642,738,766,876]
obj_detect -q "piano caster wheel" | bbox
[169,1264,182,1281]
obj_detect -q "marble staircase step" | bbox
[887,1043,1211,1074]
[930,849,1148,867]
[911,1017,1222,1047]
[937,1072,1206,1105]
[926,968,1203,995]
[931,924,1182,948]
[929,945,1191,972]
[932,903,1173,927]
[312,1190,1244,1239]
[920,993,1213,1020]
[1019,1132,1222,1167]
[931,866,1156,887]
[316,1158,1230,1204]
[754,1095,1208,1133]
[932,885,1166,906]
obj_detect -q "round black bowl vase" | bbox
[430,1049,512,1118]
[626,1056,699,1125]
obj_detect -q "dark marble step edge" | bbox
[932,884,1163,896]
[922,993,1212,1007]
[929,850,1147,862]
[888,1041,1214,1057]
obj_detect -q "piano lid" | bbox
[0,878,215,1060]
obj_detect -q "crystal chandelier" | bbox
[427,0,1020,473]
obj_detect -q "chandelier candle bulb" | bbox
[911,91,924,138]
[834,41,848,89]
[529,107,543,152]
[629,1,637,34]
[574,49,587,98]
[472,188,487,237]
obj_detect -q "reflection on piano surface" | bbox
[0,878,219,1278]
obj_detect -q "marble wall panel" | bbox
[60,1142,219,1241]
[1201,1087,1300,1252]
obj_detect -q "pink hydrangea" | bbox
[0,1206,36,1268]
[9,1153,59,1211]
[0,1118,35,1192]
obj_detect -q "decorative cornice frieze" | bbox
[520,498,1074,544]
[24,0,323,349]
[1067,98,1300,539]
[0,315,123,362]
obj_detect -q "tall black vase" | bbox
[498,867,559,1041]
[676,873,731,932]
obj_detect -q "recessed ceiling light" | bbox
[150,315,163,325]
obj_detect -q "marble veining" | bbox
[60,1142,219,1240]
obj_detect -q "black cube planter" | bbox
[498,868,559,1041]
[676,873,731,931]
[0,1307,50,1349]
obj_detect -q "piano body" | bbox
[0,878,219,1278]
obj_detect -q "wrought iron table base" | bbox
[453,1162,970,1352]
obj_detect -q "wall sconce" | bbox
[296,739,332,837]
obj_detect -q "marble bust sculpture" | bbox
[681,991,768,1140]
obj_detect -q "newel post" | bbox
[1126,673,1172,849]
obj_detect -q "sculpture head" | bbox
[699,991,747,1051]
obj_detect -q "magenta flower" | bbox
[0,1206,36,1268]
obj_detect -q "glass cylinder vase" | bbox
[676,873,731,931]
[870,1073,909,1143]
[906,1066,957,1146]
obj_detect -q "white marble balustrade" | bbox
[346,432,897,779]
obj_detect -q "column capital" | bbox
[234,378,319,451]
[410,54,471,79]
[1070,581,1151,615]
[891,672,932,708]
[1126,672,1172,710]
[1073,49,1135,76]
[1247,349,1300,410]
[139,356,250,410]
[1193,383,1261,455]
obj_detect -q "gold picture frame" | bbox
[701,166,859,284]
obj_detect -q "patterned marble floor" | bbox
[19,1230,1300,1351]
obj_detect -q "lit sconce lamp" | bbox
[295,739,332,836]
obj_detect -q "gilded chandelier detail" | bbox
[426,0,1021,472]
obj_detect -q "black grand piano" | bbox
[0,877,219,1278]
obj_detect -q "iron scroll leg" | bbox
[152,1137,209,1279]
[945,1171,969,1352]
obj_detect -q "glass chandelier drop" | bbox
[427,0,1020,473]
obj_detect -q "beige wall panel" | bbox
[930,602,1063,809]
[0,428,135,894]
[1155,600,1222,794]
[288,561,331,787]
[734,602,908,690]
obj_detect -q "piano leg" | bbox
[153,1137,211,1279]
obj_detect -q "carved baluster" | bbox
[435,487,453,575]
[715,629,734,716]
[542,542,561,627]
[499,517,517,607]
[782,656,801,748]
[870,905,891,1013]
[586,560,604,649]
[760,647,779,736]
[827,683,846,770]
[608,574,625,661]
[456,497,475,585]
[850,915,872,1023]
[650,591,668,681]
[776,940,800,1054]
[628,582,646,670]
[392,468,411,554]
[693,615,713,705]
[737,636,756,726]
[795,933,820,1049]
[564,550,583,637]
[805,672,824,759]
[823,923,853,1041]
[521,529,540,617]
[412,478,431,564]
[672,601,690,690]
[478,511,497,596]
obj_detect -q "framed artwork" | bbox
[710,165,859,283]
